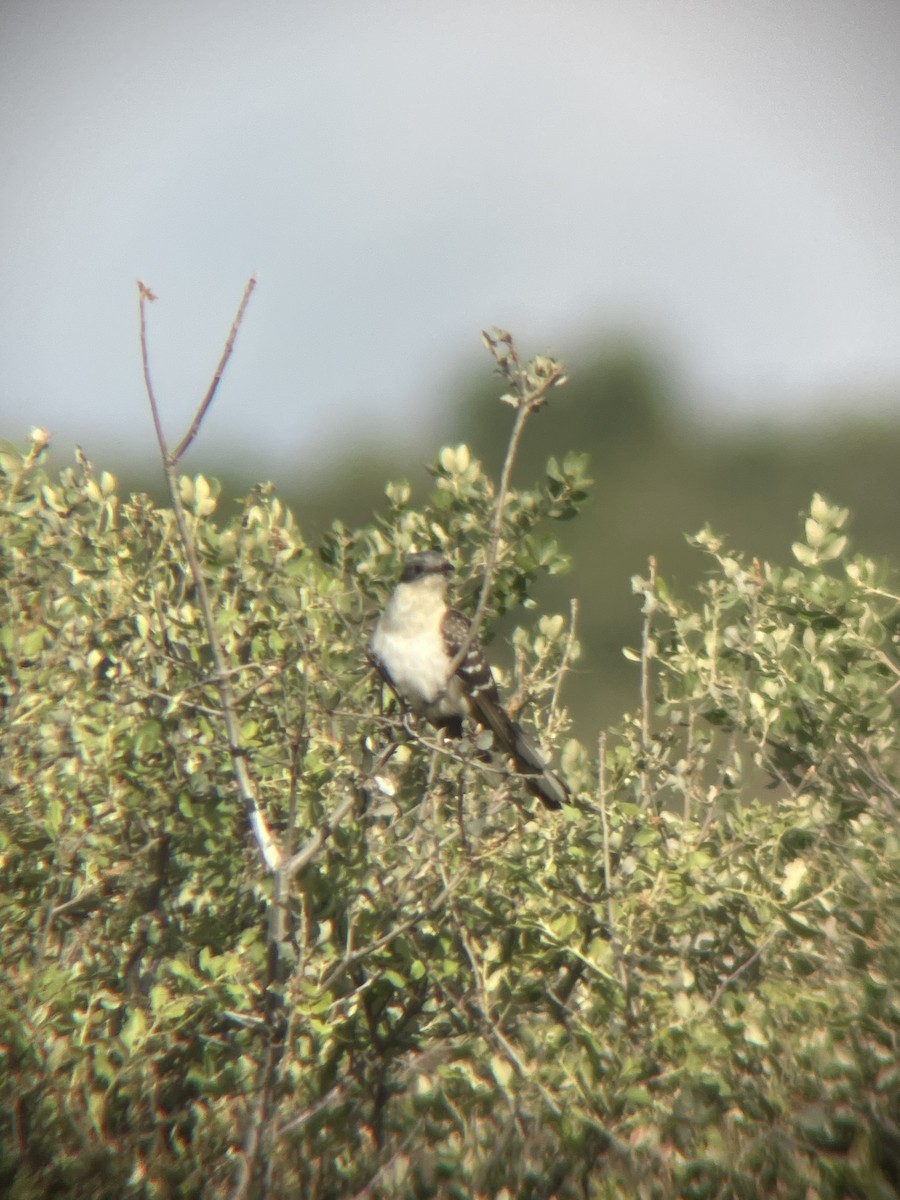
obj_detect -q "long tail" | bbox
[510,726,569,811]
[471,692,568,810]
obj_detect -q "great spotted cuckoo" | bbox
[369,551,568,810]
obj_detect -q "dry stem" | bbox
[447,331,565,677]
[138,278,281,873]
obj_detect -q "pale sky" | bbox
[2,0,899,470]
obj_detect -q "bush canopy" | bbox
[1,339,899,1198]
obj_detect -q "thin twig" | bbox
[706,935,776,1011]
[598,733,614,940]
[137,281,167,455]
[448,402,529,677]
[137,279,281,874]
[549,597,579,722]
[639,555,657,810]
[170,276,257,464]
[456,772,470,859]
[278,1082,347,1136]
[683,706,695,826]
[284,676,310,862]
[598,731,630,1010]
[702,573,759,836]
[443,844,527,1083]
[447,333,565,677]
[48,840,161,921]
[458,920,528,1078]
[349,1122,425,1200]
[319,869,468,992]
[285,790,358,878]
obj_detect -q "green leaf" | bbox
[134,719,162,754]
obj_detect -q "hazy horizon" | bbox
[3,0,899,471]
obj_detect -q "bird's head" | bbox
[398,551,453,587]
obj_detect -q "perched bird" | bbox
[369,551,568,810]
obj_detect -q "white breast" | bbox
[370,578,466,718]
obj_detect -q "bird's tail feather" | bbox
[512,728,568,811]
[472,693,568,810]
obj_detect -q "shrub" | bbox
[1,330,898,1198]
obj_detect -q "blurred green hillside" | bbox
[68,340,900,737]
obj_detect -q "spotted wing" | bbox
[440,608,567,810]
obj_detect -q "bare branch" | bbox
[136,279,281,873]
[706,936,776,1011]
[319,869,468,992]
[171,276,257,464]
[597,731,632,1015]
[456,917,528,1078]
[278,1082,347,1136]
[138,280,169,458]
[285,790,358,878]
[639,555,657,810]
[138,278,368,1200]
[549,597,579,722]
[448,331,566,677]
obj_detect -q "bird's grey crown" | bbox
[399,551,453,584]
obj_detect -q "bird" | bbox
[369,550,569,810]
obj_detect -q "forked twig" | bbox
[138,277,280,873]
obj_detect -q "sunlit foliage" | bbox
[1,418,898,1198]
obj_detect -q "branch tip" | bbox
[170,275,258,463]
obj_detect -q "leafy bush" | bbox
[1,355,899,1197]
